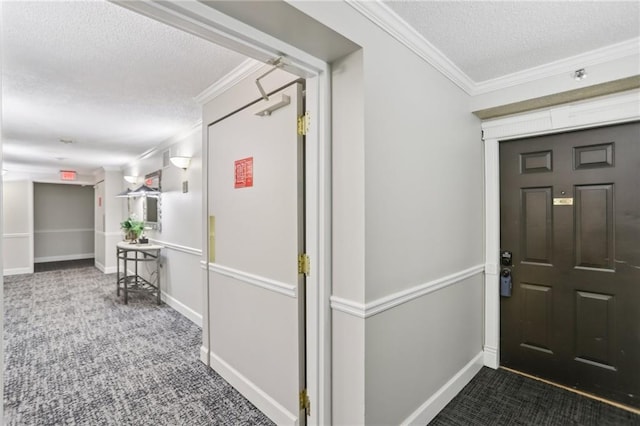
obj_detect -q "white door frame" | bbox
[110,1,332,424]
[481,89,640,369]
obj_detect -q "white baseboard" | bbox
[200,345,208,365]
[34,253,94,263]
[402,352,484,425]
[161,291,202,327]
[95,261,116,274]
[209,351,297,426]
[483,345,499,369]
[3,266,34,276]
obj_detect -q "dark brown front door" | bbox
[499,122,639,408]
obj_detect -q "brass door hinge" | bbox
[297,111,310,136]
[299,389,311,415]
[298,253,310,276]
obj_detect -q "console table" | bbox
[116,242,163,304]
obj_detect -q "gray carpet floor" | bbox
[6,263,639,425]
[3,265,274,425]
[430,367,639,425]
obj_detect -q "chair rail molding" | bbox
[205,262,297,298]
[331,264,485,319]
[481,89,640,370]
[148,238,201,256]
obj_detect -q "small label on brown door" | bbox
[553,197,574,206]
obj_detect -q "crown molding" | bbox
[123,59,264,171]
[474,37,640,95]
[131,120,202,169]
[194,58,265,105]
[345,0,476,95]
[347,1,639,97]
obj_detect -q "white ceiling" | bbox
[2,1,639,179]
[1,0,247,176]
[384,1,639,83]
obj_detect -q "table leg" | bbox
[124,253,128,304]
[156,250,161,305]
[116,248,120,296]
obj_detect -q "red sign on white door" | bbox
[235,157,253,189]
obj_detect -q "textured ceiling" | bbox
[3,1,640,178]
[384,1,640,82]
[2,0,247,175]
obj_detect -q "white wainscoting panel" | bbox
[402,352,484,425]
[209,351,298,426]
[3,233,33,276]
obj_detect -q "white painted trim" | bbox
[95,231,122,238]
[200,345,208,364]
[34,253,94,263]
[483,89,640,140]
[483,345,499,370]
[209,351,298,426]
[474,38,640,95]
[161,291,202,327]
[95,261,117,274]
[402,352,484,425]
[345,0,474,94]
[195,58,265,105]
[34,228,93,234]
[207,263,296,298]
[112,0,326,75]
[329,296,366,319]
[331,264,485,319]
[3,233,31,239]
[481,90,640,371]
[134,121,202,165]
[3,267,34,276]
[148,238,201,256]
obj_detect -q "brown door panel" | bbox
[500,121,639,408]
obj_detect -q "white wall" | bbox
[122,127,203,326]
[33,183,94,263]
[94,180,106,270]
[2,180,33,276]
[284,3,485,424]
[94,169,124,274]
[331,49,367,424]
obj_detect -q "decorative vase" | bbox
[125,230,138,243]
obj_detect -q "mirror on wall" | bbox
[143,170,161,231]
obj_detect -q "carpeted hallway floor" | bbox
[430,367,639,425]
[4,265,274,425]
[5,263,639,425]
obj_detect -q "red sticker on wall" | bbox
[98,197,102,207]
[234,157,253,189]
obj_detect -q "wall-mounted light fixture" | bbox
[573,68,587,81]
[170,156,191,170]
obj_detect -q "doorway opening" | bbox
[498,122,639,408]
